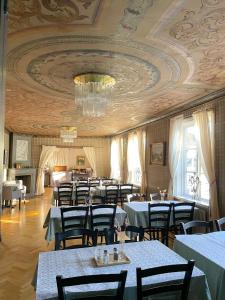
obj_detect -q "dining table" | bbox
[123,200,204,228]
[43,205,127,242]
[35,240,211,300]
[174,231,225,300]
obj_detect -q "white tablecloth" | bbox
[174,231,225,300]
[43,206,127,242]
[36,240,211,300]
[123,201,202,228]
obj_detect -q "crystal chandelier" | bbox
[60,126,77,143]
[74,73,116,117]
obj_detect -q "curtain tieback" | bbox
[210,179,216,186]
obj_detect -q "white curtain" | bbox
[193,110,219,219]
[47,148,69,170]
[83,147,97,177]
[137,129,146,194]
[168,115,184,195]
[127,132,141,185]
[36,145,57,195]
[110,137,123,182]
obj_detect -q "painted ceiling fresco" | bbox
[5,0,225,136]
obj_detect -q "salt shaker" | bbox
[103,249,109,265]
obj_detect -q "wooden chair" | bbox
[105,226,144,245]
[57,186,73,206]
[59,182,73,188]
[92,195,105,205]
[90,204,116,243]
[171,202,195,234]
[55,228,98,250]
[56,270,127,300]
[75,185,90,205]
[150,193,161,201]
[61,206,89,232]
[102,178,114,185]
[180,220,214,234]
[89,179,100,187]
[215,216,225,231]
[119,184,133,207]
[136,260,195,300]
[78,179,89,186]
[105,185,119,205]
[147,203,172,245]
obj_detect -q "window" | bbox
[110,138,121,181]
[127,133,141,186]
[174,118,209,204]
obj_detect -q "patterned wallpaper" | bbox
[32,136,111,177]
[145,119,170,196]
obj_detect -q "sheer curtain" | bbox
[36,145,57,195]
[168,115,184,195]
[127,132,141,186]
[110,137,124,182]
[47,148,69,170]
[193,110,219,219]
[83,147,97,177]
[137,129,146,194]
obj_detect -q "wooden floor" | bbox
[0,188,54,300]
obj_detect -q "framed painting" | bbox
[77,156,85,166]
[10,133,32,167]
[150,142,166,165]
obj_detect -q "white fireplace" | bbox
[8,168,36,198]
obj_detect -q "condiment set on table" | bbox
[94,244,130,267]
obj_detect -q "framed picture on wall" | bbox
[150,142,166,165]
[77,156,85,166]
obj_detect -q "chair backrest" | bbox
[90,204,116,232]
[78,180,89,186]
[55,228,98,250]
[105,185,119,204]
[61,206,89,232]
[105,226,144,245]
[119,184,133,198]
[57,186,73,206]
[150,193,161,201]
[59,182,73,188]
[148,203,172,229]
[75,185,90,205]
[89,179,100,187]
[92,195,105,205]
[180,220,214,234]
[173,202,195,227]
[148,203,172,245]
[124,225,144,242]
[215,216,225,231]
[56,270,127,300]
[136,260,195,300]
[102,178,114,185]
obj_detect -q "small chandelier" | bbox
[60,126,77,143]
[74,73,116,117]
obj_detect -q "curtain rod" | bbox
[111,87,225,137]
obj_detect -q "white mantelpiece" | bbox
[8,168,36,198]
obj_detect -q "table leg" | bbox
[19,198,21,210]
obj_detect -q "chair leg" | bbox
[19,198,21,210]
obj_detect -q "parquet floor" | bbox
[0,188,54,300]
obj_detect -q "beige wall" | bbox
[32,136,111,177]
[146,119,170,196]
